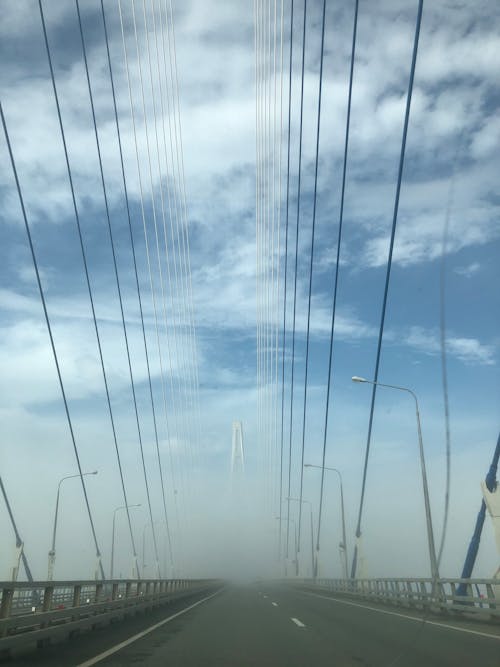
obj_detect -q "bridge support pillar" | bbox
[11,543,24,582]
[482,480,500,582]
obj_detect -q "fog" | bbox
[1,0,499,588]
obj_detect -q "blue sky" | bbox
[0,0,499,581]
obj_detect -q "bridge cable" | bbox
[141,0,190,544]
[0,475,34,582]
[258,0,264,504]
[436,135,464,565]
[315,0,359,557]
[156,4,196,488]
[101,0,177,573]
[297,0,327,549]
[278,0,294,563]
[274,0,285,535]
[95,0,173,576]
[76,0,147,579]
[1,99,105,579]
[42,0,158,579]
[117,0,174,576]
[255,0,260,490]
[155,0,194,530]
[154,0,194,535]
[254,0,260,491]
[351,0,424,579]
[267,0,276,515]
[165,0,203,477]
[155,0,197,480]
[137,0,191,493]
[286,0,307,564]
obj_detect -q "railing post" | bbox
[0,588,14,638]
[406,581,414,608]
[38,585,54,636]
[419,581,427,610]
[70,584,81,624]
[94,583,103,604]
[392,581,399,605]
[72,585,82,609]
[43,586,54,613]
[486,583,497,618]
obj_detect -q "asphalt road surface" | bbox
[4,583,500,666]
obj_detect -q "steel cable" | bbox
[1,99,105,579]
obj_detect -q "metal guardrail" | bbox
[290,577,500,621]
[0,578,221,654]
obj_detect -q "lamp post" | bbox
[277,517,298,576]
[351,376,440,585]
[287,497,315,578]
[142,520,171,578]
[110,504,141,579]
[47,471,98,581]
[142,522,150,577]
[304,464,348,579]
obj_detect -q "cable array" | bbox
[1,99,105,578]
[2,0,202,579]
[350,0,424,578]
[316,0,358,558]
[255,0,285,525]
[257,0,443,590]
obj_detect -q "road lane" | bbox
[4,583,500,666]
[92,585,341,666]
[271,584,500,666]
[80,583,500,666]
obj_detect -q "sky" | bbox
[0,0,499,583]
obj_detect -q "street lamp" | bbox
[142,521,172,578]
[110,504,141,579]
[276,517,298,576]
[287,497,314,578]
[47,471,98,581]
[304,464,348,579]
[351,375,440,585]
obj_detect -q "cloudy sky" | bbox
[0,0,499,582]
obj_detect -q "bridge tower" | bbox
[231,421,245,478]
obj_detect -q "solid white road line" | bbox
[291,617,306,627]
[301,590,500,642]
[272,602,278,607]
[76,589,223,667]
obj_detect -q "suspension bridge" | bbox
[0,0,499,664]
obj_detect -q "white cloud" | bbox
[454,262,481,278]
[404,326,496,366]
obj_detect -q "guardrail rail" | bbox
[288,577,500,621]
[0,578,221,655]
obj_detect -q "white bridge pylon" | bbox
[231,421,245,478]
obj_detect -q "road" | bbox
[4,583,500,666]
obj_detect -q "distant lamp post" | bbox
[351,375,440,585]
[142,520,171,578]
[304,464,348,579]
[277,517,298,576]
[110,504,141,580]
[287,497,315,578]
[47,471,98,581]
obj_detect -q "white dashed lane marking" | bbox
[272,602,278,607]
[291,617,305,627]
